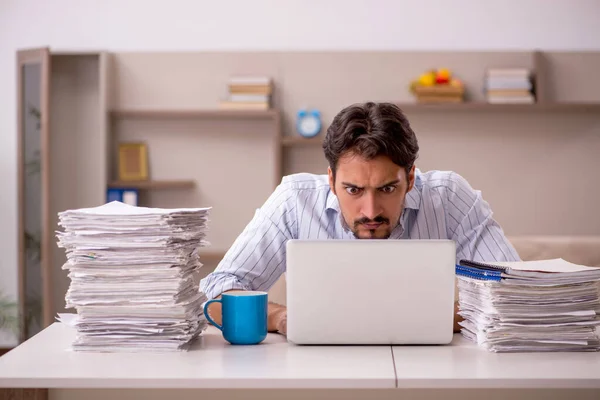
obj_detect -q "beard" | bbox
[350,215,392,239]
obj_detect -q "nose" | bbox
[361,192,381,220]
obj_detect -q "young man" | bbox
[200,102,520,335]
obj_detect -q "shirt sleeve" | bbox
[444,172,521,263]
[199,180,297,300]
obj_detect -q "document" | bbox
[56,201,212,352]
[456,258,600,352]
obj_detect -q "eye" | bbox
[345,187,361,195]
[380,185,397,194]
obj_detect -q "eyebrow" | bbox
[341,179,401,190]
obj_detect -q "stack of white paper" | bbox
[456,258,600,353]
[56,201,212,352]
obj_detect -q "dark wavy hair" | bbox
[323,102,419,181]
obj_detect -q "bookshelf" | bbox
[281,102,600,148]
[396,102,600,112]
[14,49,600,355]
[107,108,281,210]
[107,180,196,189]
[110,109,279,119]
[282,136,323,147]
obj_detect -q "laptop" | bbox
[285,239,456,345]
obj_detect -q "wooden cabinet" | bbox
[15,49,107,342]
[16,48,52,342]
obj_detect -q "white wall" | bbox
[1,0,600,346]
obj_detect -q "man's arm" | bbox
[199,180,296,334]
[445,173,520,333]
[446,172,521,264]
[453,300,462,333]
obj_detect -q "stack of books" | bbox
[219,76,272,110]
[56,201,212,352]
[456,258,600,353]
[484,68,535,104]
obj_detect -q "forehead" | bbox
[336,153,406,185]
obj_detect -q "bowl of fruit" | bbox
[409,68,465,103]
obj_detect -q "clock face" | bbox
[298,115,320,137]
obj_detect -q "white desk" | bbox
[393,339,600,389]
[0,323,395,389]
[1,323,600,392]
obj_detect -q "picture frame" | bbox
[118,143,148,181]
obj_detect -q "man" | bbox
[200,102,520,335]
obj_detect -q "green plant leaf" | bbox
[0,293,19,336]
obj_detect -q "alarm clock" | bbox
[296,109,322,138]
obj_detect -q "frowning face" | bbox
[328,153,415,239]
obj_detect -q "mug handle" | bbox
[203,299,223,331]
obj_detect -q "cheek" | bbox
[338,195,360,214]
[381,194,405,217]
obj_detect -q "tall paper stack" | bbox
[456,258,600,352]
[56,201,212,352]
[219,76,272,110]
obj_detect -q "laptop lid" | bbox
[285,239,456,345]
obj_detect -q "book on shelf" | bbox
[484,67,536,104]
[486,68,531,77]
[218,101,270,110]
[229,94,270,103]
[486,89,532,97]
[487,95,535,104]
[486,78,533,90]
[227,76,273,95]
[106,188,138,206]
[228,85,272,95]
[228,76,272,85]
[220,75,273,110]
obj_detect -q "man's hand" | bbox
[453,300,463,333]
[268,302,287,335]
[206,293,288,335]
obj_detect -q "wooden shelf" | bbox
[396,102,600,112]
[280,102,600,148]
[110,109,279,119]
[282,136,324,147]
[107,180,195,189]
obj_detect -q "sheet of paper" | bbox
[59,200,211,216]
[491,258,600,273]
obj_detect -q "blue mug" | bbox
[203,290,268,345]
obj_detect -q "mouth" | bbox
[362,223,382,230]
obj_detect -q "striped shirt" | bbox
[199,169,521,300]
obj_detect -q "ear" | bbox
[328,166,336,195]
[406,165,416,192]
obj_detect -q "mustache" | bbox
[354,216,390,226]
